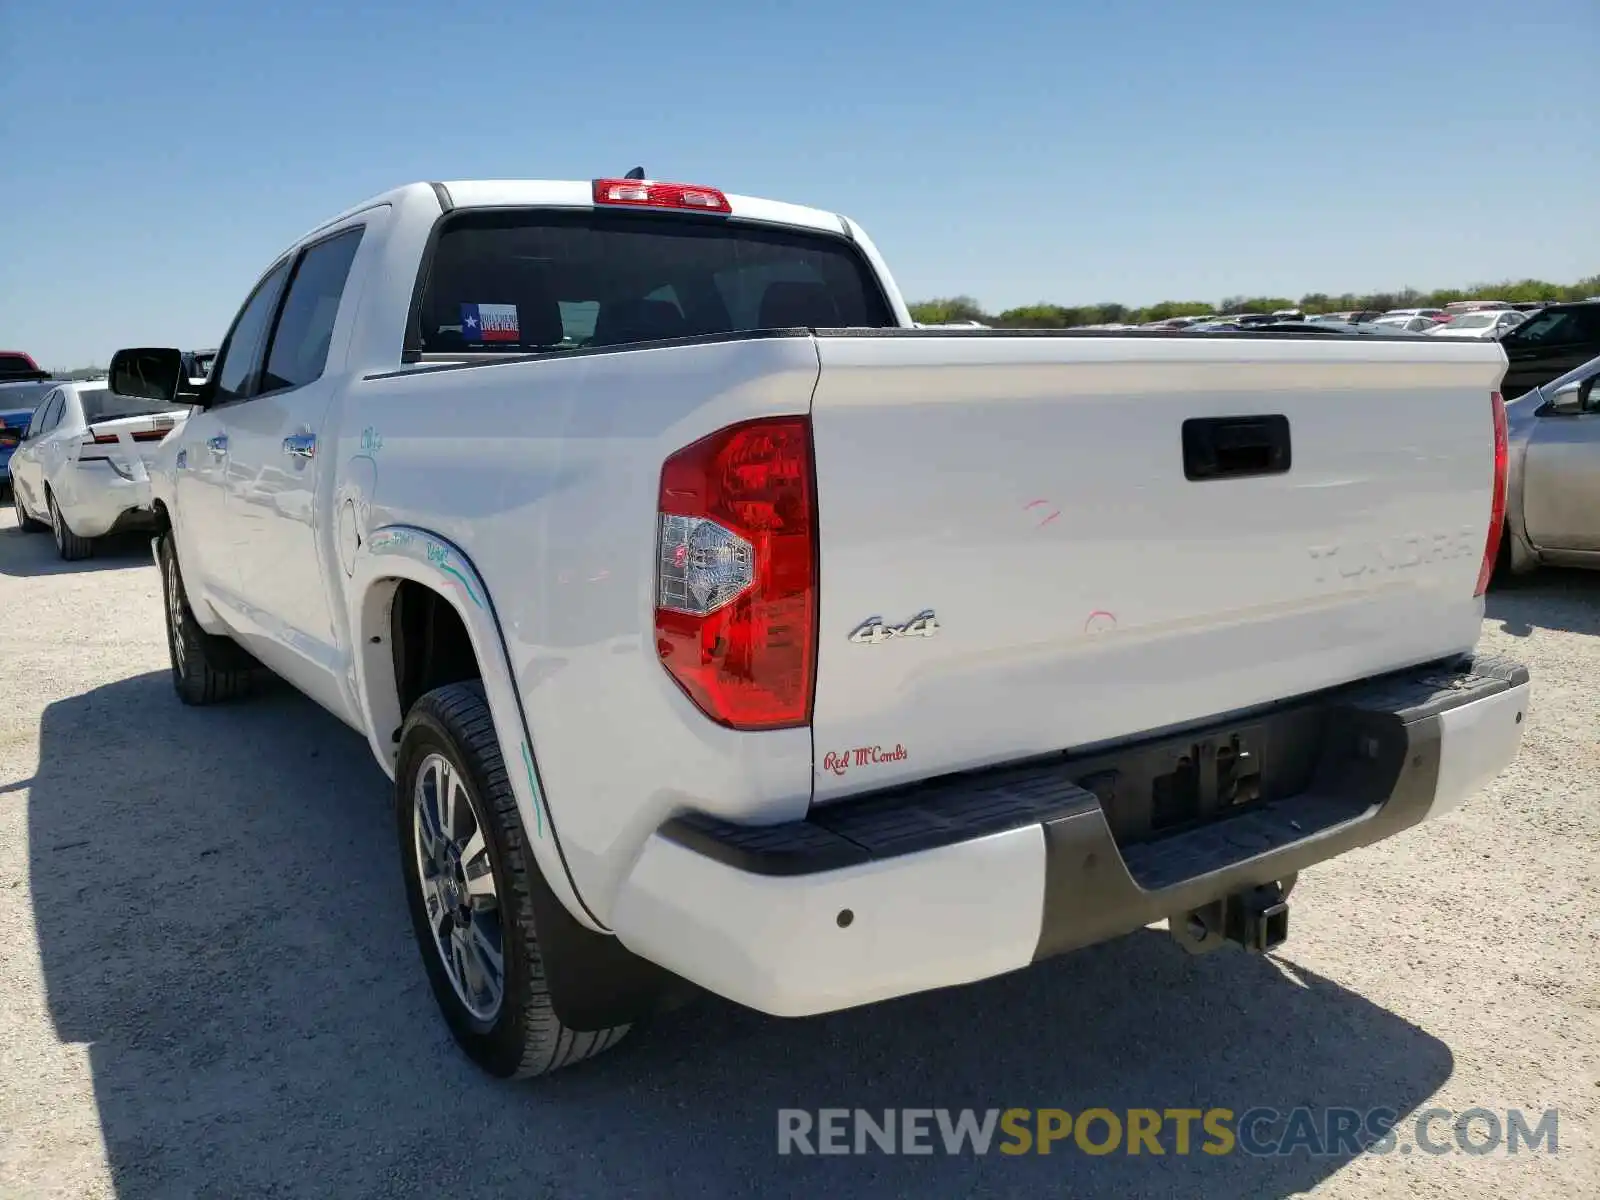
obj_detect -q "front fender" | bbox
[348,524,605,933]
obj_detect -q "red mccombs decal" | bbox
[822,744,908,777]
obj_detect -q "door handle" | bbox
[282,433,316,460]
[206,435,228,456]
[1182,415,1292,481]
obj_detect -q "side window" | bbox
[557,300,599,344]
[212,261,292,403]
[1511,312,1578,346]
[36,392,65,436]
[260,227,365,394]
[1571,306,1600,340]
[23,390,57,439]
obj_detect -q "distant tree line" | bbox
[42,365,108,380]
[909,274,1600,328]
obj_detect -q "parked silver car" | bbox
[1503,352,1600,576]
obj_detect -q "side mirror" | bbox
[108,347,200,405]
[1546,380,1589,415]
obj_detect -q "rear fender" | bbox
[349,524,605,934]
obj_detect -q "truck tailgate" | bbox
[807,332,1507,800]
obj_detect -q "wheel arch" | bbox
[1502,434,1541,574]
[154,500,229,631]
[348,525,607,935]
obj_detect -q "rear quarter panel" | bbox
[334,336,822,927]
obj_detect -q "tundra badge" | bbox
[848,610,940,645]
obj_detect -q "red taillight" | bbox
[654,417,817,730]
[593,178,732,214]
[1475,390,1508,597]
[92,433,120,444]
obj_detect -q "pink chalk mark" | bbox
[1084,610,1118,634]
[1024,499,1061,527]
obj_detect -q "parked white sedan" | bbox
[8,381,190,560]
[1371,314,1441,333]
[1427,310,1527,340]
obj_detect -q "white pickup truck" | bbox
[107,175,1530,1080]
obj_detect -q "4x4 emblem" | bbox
[849,610,940,645]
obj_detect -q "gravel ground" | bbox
[0,507,1595,1200]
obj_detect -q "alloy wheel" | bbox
[411,752,505,1022]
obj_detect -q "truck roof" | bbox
[296,179,852,249]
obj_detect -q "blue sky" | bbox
[3,1,1596,367]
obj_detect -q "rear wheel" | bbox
[396,682,630,1078]
[47,491,94,560]
[12,484,45,532]
[159,534,256,704]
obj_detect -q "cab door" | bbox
[170,259,292,611]
[215,221,369,719]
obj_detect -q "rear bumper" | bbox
[58,469,156,538]
[610,655,1530,1017]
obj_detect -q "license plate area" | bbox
[1069,707,1327,847]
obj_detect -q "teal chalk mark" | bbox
[360,426,385,454]
[439,562,484,609]
[520,742,545,838]
[368,528,413,554]
[367,529,485,610]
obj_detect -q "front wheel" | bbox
[47,490,94,560]
[158,534,256,704]
[396,682,630,1078]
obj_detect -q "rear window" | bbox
[80,387,190,423]
[412,209,894,354]
[0,380,55,412]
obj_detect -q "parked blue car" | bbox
[0,374,62,494]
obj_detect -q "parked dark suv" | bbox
[1499,301,1600,399]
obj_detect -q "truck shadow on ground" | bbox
[26,672,1454,1200]
[0,518,154,577]
[1485,568,1600,638]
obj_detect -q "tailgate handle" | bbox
[1182,415,1291,481]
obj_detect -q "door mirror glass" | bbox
[109,348,187,404]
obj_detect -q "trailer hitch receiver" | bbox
[1173,880,1290,955]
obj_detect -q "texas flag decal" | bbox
[460,302,520,343]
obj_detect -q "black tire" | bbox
[47,490,94,560]
[12,483,45,532]
[396,681,630,1078]
[158,533,256,704]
